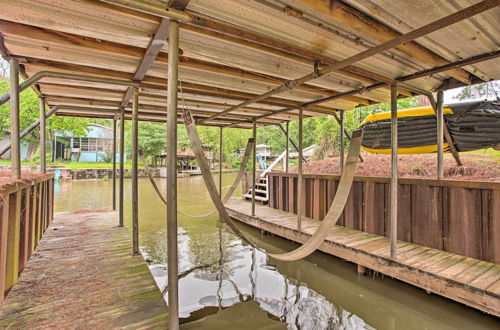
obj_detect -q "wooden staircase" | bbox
[243,176,268,203]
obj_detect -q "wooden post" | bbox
[131,88,139,255]
[251,121,257,216]
[119,106,125,227]
[9,58,21,179]
[5,190,21,292]
[285,121,289,173]
[390,84,398,260]
[427,93,463,167]
[166,19,180,330]
[219,127,223,197]
[297,107,303,231]
[436,90,444,180]
[339,111,345,172]
[112,118,117,210]
[0,193,10,302]
[39,97,46,173]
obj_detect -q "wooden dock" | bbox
[225,199,500,317]
[0,210,168,329]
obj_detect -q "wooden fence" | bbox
[0,174,54,302]
[268,173,500,264]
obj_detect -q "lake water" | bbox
[54,176,499,329]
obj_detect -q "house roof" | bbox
[0,0,498,128]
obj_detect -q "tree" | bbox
[0,77,91,161]
[455,81,500,101]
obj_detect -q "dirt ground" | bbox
[291,152,499,182]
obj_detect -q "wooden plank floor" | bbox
[0,210,167,329]
[225,199,500,317]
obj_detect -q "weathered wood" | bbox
[5,191,21,292]
[0,195,10,302]
[9,58,21,179]
[131,87,139,255]
[166,20,180,330]
[225,199,500,317]
[268,173,499,263]
[0,210,167,328]
[294,0,471,83]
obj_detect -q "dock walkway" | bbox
[225,199,500,317]
[0,210,167,329]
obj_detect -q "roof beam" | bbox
[200,0,498,124]
[0,20,374,105]
[72,1,415,93]
[255,49,500,121]
[120,18,170,107]
[288,0,473,84]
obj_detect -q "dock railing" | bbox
[268,172,500,264]
[0,173,54,302]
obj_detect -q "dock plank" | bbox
[0,210,168,329]
[225,198,500,317]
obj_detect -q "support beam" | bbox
[436,90,444,180]
[219,127,223,197]
[9,58,20,179]
[39,97,46,173]
[201,0,497,123]
[119,106,125,227]
[120,18,170,108]
[99,0,192,22]
[166,20,180,330]
[293,0,471,84]
[390,84,398,260]
[427,93,463,167]
[0,106,59,158]
[112,118,117,210]
[285,121,289,173]
[131,88,139,255]
[297,108,304,232]
[332,112,363,162]
[277,124,307,163]
[255,49,500,121]
[251,121,257,217]
[339,111,345,173]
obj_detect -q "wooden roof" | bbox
[0,0,499,128]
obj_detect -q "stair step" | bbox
[255,183,267,187]
[243,194,268,202]
[253,189,267,194]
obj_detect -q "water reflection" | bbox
[54,177,499,330]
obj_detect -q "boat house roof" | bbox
[0,0,498,128]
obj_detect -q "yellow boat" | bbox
[357,100,500,154]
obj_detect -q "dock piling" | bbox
[436,90,444,180]
[112,118,117,210]
[251,121,256,217]
[297,107,303,232]
[9,58,21,179]
[132,87,139,255]
[119,106,125,227]
[39,97,46,173]
[166,19,180,330]
[339,111,345,172]
[390,84,398,260]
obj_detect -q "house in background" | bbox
[54,124,124,163]
[239,144,272,161]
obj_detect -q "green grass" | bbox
[463,148,500,163]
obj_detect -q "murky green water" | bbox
[54,176,499,329]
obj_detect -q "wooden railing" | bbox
[0,173,54,302]
[268,172,500,264]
